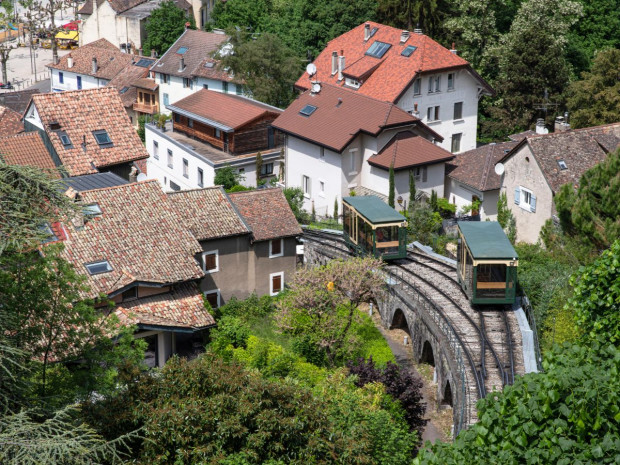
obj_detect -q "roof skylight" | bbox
[85,260,112,275]
[365,41,391,58]
[93,130,113,147]
[177,46,188,55]
[134,58,152,68]
[299,104,317,117]
[401,45,417,57]
[83,203,102,218]
[120,86,130,94]
[369,27,378,38]
[557,159,568,170]
[58,132,72,147]
[39,223,58,244]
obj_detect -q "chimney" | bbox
[400,30,409,43]
[185,21,190,29]
[179,57,185,72]
[91,57,97,74]
[450,42,457,54]
[150,49,156,58]
[554,116,570,133]
[411,103,419,118]
[364,23,370,41]
[138,47,143,56]
[413,23,423,34]
[331,51,338,75]
[536,118,548,135]
[337,50,345,81]
[129,165,139,183]
[67,56,73,68]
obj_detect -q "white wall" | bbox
[80,2,117,47]
[50,69,106,92]
[156,72,241,115]
[115,15,143,49]
[397,68,480,153]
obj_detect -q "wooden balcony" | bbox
[133,102,159,115]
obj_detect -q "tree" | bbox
[566,49,620,129]
[376,0,448,39]
[554,148,620,251]
[210,0,273,32]
[408,169,416,206]
[333,197,339,221]
[388,163,395,208]
[213,164,244,190]
[283,187,307,223]
[497,192,516,243]
[218,31,302,108]
[276,258,385,365]
[255,151,263,186]
[278,148,285,182]
[142,1,195,57]
[0,1,16,84]
[408,200,441,245]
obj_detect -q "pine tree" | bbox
[333,197,339,222]
[255,152,263,187]
[409,170,416,205]
[430,190,438,212]
[388,164,395,208]
[497,192,517,243]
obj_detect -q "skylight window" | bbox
[120,86,130,94]
[83,203,102,218]
[401,45,417,57]
[365,41,391,58]
[177,46,188,55]
[38,223,58,244]
[204,62,215,68]
[134,58,153,68]
[85,260,112,275]
[369,27,378,38]
[93,130,113,147]
[299,104,317,117]
[58,131,72,147]
[557,159,568,170]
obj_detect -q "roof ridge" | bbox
[0,131,40,140]
[167,185,223,195]
[79,179,158,194]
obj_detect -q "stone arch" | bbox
[420,340,435,366]
[390,308,409,333]
[442,380,453,407]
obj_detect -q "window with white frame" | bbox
[153,140,159,159]
[302,175,310,197]
[204,289,220,309]
[260,162,274,176]
[183,158,189,178]
[411,166,427,182]
[202,250,219,273]
[453,101,463,120]
[269,239,283,258]
[514,186,536,212]
[427,106,440,122]
[197,167,204,187]
[451,133,462,153]
[270,272,284,296]
[448,73,455,90]
[428,75,441,93]
[413,78,421,95]
[167,149,173,168]
[349,149,358,174]
[319,180,325,196]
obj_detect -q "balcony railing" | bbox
[133,102,159,114]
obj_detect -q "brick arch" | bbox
[390,307,410,333]
[420,340,435,366]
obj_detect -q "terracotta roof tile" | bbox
[192,58,236,82]
[448,140,519,192]
[0,105,23,136]
[115,281,215,329]
[30,88,148,176]
[107,58,155,107]
[168,186,250,241]
[368,131,454,171]
[0,89,40,114]
[272,84,436,152]
[150,29,228,78]
[132,77,158,91]
[60,180,204,298]
[296,22,493,102]
[0,132,60,177]
[108,0,148,13]
[228,188,302,241]
[169,89,282,130]
[47,39,134,80]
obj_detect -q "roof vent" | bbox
[400,30,409,43]
[364,23,370,41]
[336,98,342,108]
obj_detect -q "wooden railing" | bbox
[133,102,159,114]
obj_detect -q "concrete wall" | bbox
[397,68,481,153]
[501,144,553,243]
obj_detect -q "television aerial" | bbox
[494,163,505,176]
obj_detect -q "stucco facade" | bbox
[155,73,241,114]
[445,178,499,220]
[500,144,553,243]
[50,68,109,92]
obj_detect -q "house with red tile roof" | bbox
[23,87,148,180]
[146,88,283,191]
[150,28,242,115]
[56,180,214,367]
[498,122,620,243]
[297,22,494,154]
[0,132,60,177]
[272,83,453,214]
[0,105,24,136]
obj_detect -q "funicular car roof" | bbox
[458,221,518,260]
[343,195,406,224]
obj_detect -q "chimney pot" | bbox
[400,30,409,43]
[364,23,370,41]
[337,52,345,81]
[185,22,190,29]
[536,118,548,135]
[91,57,97,74]
[150,49,156,58]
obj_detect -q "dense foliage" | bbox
[213,164,245,190]
[283,187,309,223]
[143,1,195,56]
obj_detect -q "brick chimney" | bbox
[91,57,97,74]
[337,50,345,81]
[331,51,338,75]
[364,23,370,41]
[554,116,570,132]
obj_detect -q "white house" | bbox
[146,88,284,192]
[272,84,454,215]
[149,28,241,114]
[78,0,192,52]
[295,22,494,154]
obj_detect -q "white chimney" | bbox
[179,57,185,72]
[67,57,73,68]
[91,57,97,74]
[536,118,548,135]
[364,23,370,41]
[150,49,156,58]
[554,116,570,133]
[400,30,409,43]
[331,51,338,75]
[413,26,423,35]
[337,50,345,81]
[450,42,457,54]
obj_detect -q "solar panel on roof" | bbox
[134,58,152,68]
[365,41,391,58]
[299,104,317,117]
[401,45,417,57]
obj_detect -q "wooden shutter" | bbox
[272,274,282,293]
[531,195,536,212]
[422,166,427,182]
[271,239,282,256]
[514,187,520,205]
[204,253,217,271]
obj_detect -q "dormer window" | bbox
[557,159,567,170]
[39,223,58,243]
[49,122,61,131]
[345,78,360,88]
[365,41,391,58]
[93,130,113,147]
[299,104,317,117]
[85,260,112,275]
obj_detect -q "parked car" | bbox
[0,82,14,89]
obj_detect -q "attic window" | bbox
[83,203,102,218]
[39,223,58,243]
[299,104,317,117]
[557,159,568,170]
[120,86,130,94]
[58,131,72,147]
[93,130,113,147]
[135,58,152,68]
[369,27,378,38]
[401,45,417,57]
[85,260,112,275]
[365,41,391,58]
[177,46,188,55]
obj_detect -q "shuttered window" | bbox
[270,272,284,296]
[205,291,219,308]
[202,251,218,272]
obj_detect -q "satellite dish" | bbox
[494,163,505,176]
[136,173,147,182]
[311,82,321,93]
[306,63,317,77]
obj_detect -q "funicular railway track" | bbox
[302,228,521,421]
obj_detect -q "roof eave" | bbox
[167,104,234,132]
